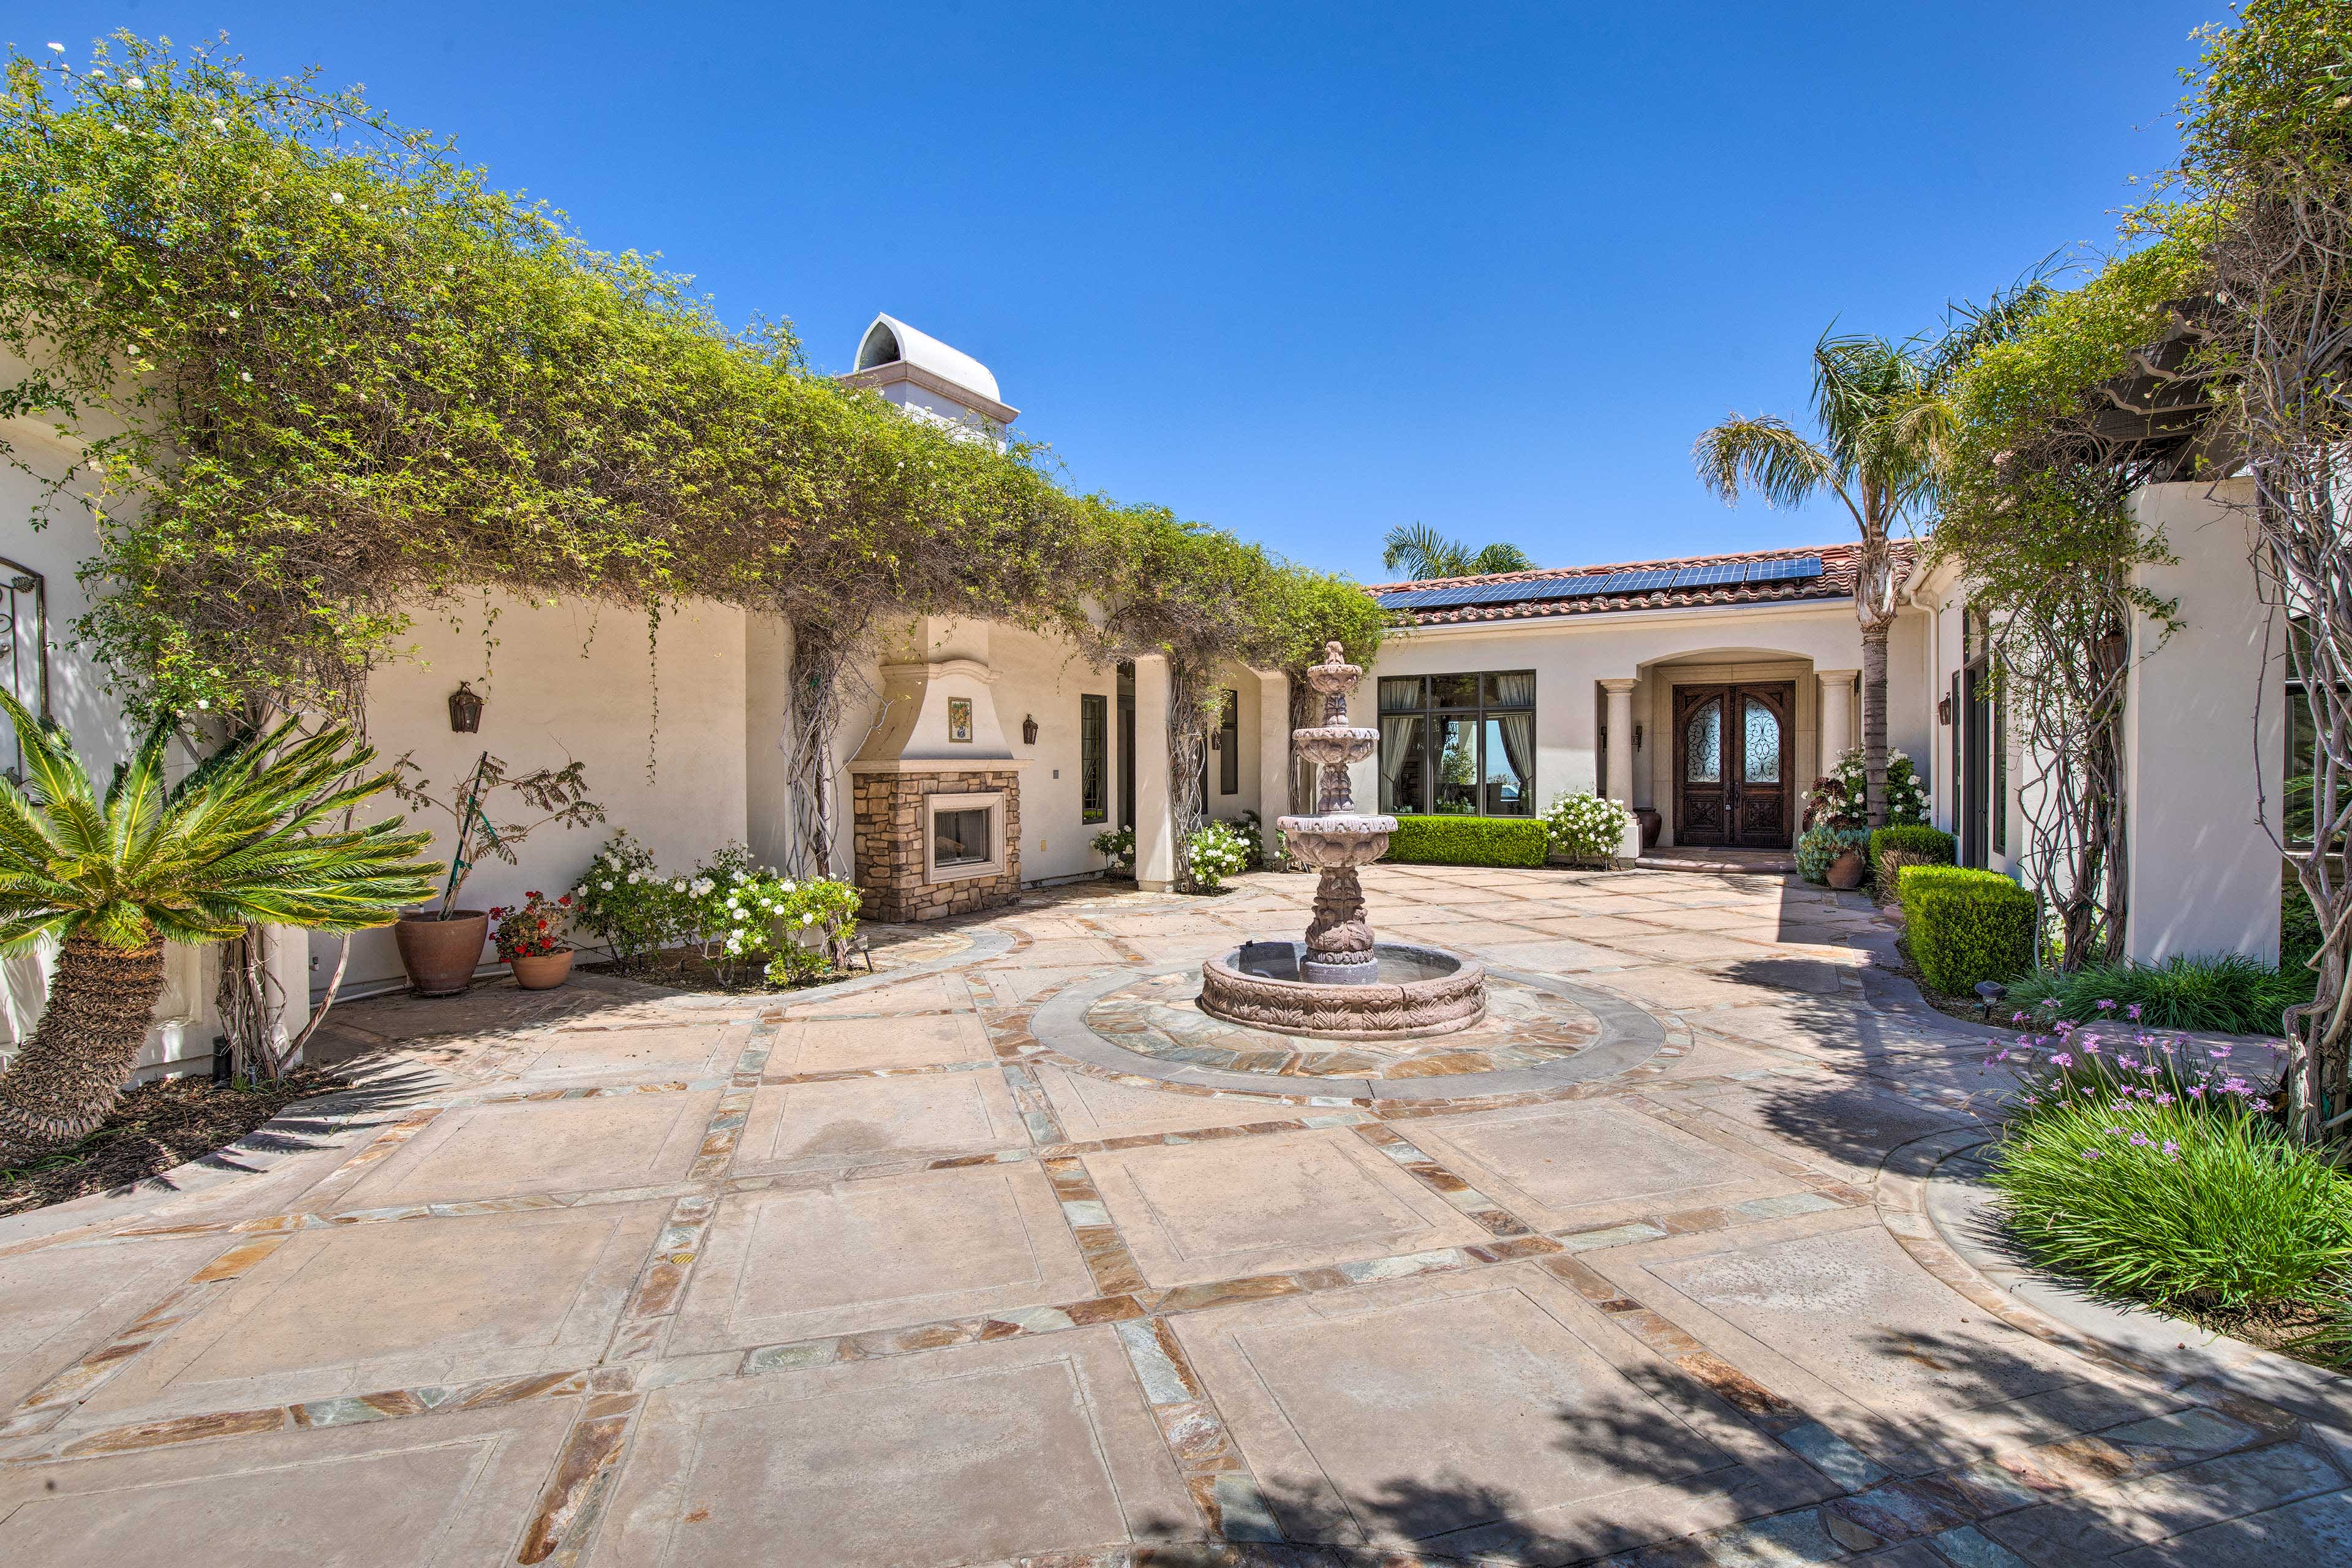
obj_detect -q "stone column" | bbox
[1255,669,1290,858]
[1133,654,1177,891]
[1600,679,1643,862]
[1817,668,1857,772]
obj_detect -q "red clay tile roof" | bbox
[1366,540,1916,626]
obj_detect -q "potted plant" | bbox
[390,750,602,995]
[491,891,576,989]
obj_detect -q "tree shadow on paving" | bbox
[1136,1389,1825,1565]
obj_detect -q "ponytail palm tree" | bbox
[0,693,437,1161]
[1692,332,1942,826]
[1380,522,1536,581]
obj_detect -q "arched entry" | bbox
[1673,682,1793,846]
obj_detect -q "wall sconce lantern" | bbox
[1937,695,1953,726]
[448,680,484,734]
[1633,723,1643,750]
[1022,714,1039,745]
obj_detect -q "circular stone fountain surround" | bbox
[1197,641,1489,1036]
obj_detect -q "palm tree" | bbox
[1692,332,1942,826]
[1380,522,1536,581]
[0,693,437,1161]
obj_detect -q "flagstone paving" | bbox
[0,863,2343,1566]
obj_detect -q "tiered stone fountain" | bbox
[1198,642,1487,1037]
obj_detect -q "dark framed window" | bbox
[1080,693,1108,824]
[0,559,47,786]
[1375,671,1535,816]
[1217,688,1239,795]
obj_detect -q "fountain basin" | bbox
[1199,940,1487,1038]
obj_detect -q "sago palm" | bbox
[0,692,437,1161]
[1692,332,1942,826]
[1381,522,1536,581]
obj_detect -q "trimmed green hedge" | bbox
[1899,865,2035,994]
[1384,815,1548,868]
[1869,825,1956,865]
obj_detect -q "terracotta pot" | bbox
[1826,850,1868,891]
[509,951,575,990]
[394,910,489,997]
[1633,807,1661,851]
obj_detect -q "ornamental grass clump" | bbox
[2005,954,2310,1037]
[1985,1020,2352,1314]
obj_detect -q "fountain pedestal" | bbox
[1197,642,1488,1035]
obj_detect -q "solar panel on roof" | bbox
[1744,556,1824,584]
[1667,561,1747,590]
[1598,568,1675,595]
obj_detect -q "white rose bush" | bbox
[567,832,860,988]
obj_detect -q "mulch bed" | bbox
[0,1071,342,1218]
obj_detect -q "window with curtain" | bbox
[1080,693,1108,823]
[0,561,46,787]
[1375,671,1535,815]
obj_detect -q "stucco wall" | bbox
[2124,478,2283,964]
[331,593,751,993]
[1353,600,1928,845]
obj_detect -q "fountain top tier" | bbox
[1278,641,1392,865]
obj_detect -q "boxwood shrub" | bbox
[1899,864,2034,994]
[1384,815,1548,869]
[1869,825,1956,866]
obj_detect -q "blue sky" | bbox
[32,2,2220,581]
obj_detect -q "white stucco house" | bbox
[0,312,2298,1080]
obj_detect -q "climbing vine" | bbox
[0,35,1383,891]
[1929,241,2201,970]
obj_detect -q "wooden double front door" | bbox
[1673,682,1794,847]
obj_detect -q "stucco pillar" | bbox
[1600,680,1638,803]
[1817,668,1857,769]
[1133,654,1176,890]
[1254,669,1290,862]
[1600,679,1643,862]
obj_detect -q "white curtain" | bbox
[1379,715,1420,810]
[1491,671,1536,709]
[1494,712,1536,811]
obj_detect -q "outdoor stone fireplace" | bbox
[847,629,1028,922]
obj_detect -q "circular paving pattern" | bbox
[1089,968,1598,1077]
[1033,962,1673,1102]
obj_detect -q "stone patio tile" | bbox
[1506,914,1678,941]
[1613,932,1786,967]
[1399,1101,1808,1233]
[670,1162,1093,1349]
[592,1327,1193,1566]
[1634,907,1792,935]
[1582,966,1790,1014]
[0,1237,225,1409]
[2106,1482,2352,1566]
[764,1012,995,1074]
[78,1202,666,1420]
[509,1021,743,1082]
[326,1090,720,1208]
[1033,1064,1296,1140]
[1403,917,1556,949]
[733,1069,1030,1174]
[1668,1077,1987,1186]
[998,937,1126,965]
[0,1395,578,1564]
[1170,1264,1825,1559]
[1477,938,1635,974]
[1123,932,1243,963]
[973,964,1116,1005]
[1592,1210,2095,1455]
[1083,1127,1491,1287]
[785,973,973,1016]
